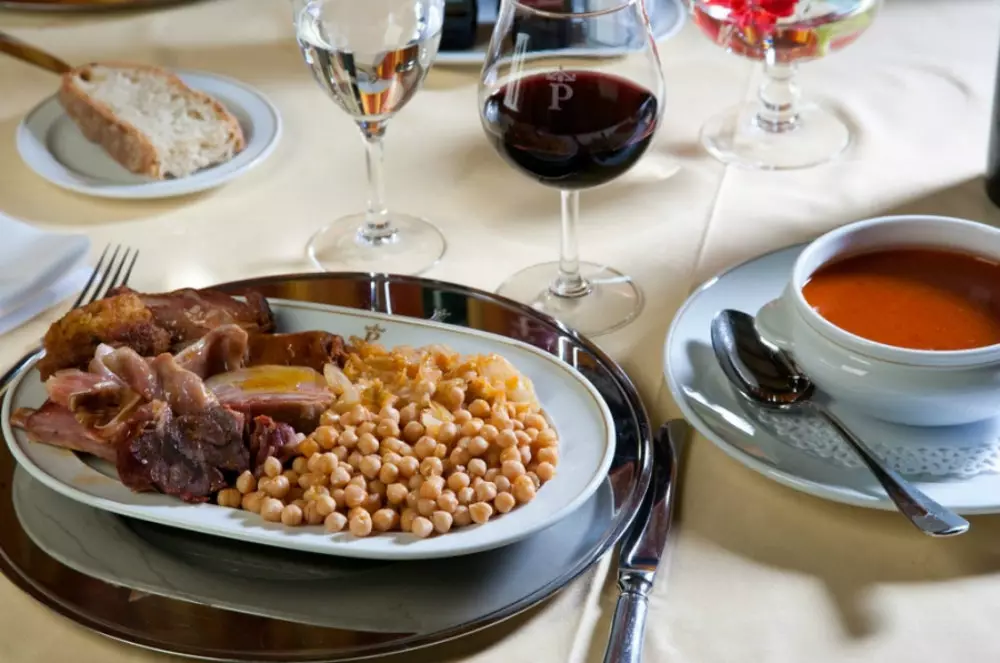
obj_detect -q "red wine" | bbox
[482,71,659,189]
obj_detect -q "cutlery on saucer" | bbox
[710,308,969,537]
[602,419,687,663]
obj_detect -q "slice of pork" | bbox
[205,365,334,432]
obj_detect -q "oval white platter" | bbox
[2,299,615,560]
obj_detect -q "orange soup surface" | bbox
[801,248,1000,351]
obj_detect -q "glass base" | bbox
[307,212,446,275]
[496,261,643,337]
[700,101,851,170]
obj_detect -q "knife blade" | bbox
[602,419,687,663]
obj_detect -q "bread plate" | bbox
[2,299,616,560]
[16,70,281,199]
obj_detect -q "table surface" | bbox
[2,1,1000,661]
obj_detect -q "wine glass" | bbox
[294,0,447,274]
[690,0,881,170]
[478,0,666,336]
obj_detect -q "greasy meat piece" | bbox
[248,415,300,474]
[115,286,274,345]
[117,403,248,503]
[247,331,346,372]
[37,286,273,379]
[175,324,250,378]
[11,402,118,462]
[44,368,142,432]
[91,344,161,401]
[37,291,171,379]
[150,353,218,415]
[206,365,334,432]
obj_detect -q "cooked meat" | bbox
[175,324,250,378]
[150,353,219,415]
[37,287,273,379]
[205,365,334,431]
[37,291,172,379]
[248,415,300,474]
[91,344,161,401]
[247,331,346,372]
[117,403,248,503]
[11,402,118,462]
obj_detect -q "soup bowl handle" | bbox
[755,295,794,352]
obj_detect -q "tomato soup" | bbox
[801,248,1000,351]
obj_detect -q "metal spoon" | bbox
[710,308,969,538]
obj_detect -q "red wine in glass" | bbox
[481,71,659,189]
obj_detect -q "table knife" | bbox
[602,419,686,663]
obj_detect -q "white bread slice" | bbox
[58,63,246,179]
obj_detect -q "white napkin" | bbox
[0,265,91,336]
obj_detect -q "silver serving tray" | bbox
[0,0,201,12]
[0,272,653,662]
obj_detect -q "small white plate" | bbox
[3,300,616,560]
[665,245,1000,515]
[16,71,282,200]
[0,212,88,318]
[435,0,686,65]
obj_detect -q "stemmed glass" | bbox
[294,0,447,274]
[690,0,881,170]
[478,0,666,336]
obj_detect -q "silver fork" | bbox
[0,244,138,397]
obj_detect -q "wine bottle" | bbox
[987,39,1000,207]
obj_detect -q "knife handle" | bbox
[603,573,652,663]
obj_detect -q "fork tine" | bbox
[120,249,139,287]
[87,244,123,305]
[70,244,111,310]
[106,247,135,292]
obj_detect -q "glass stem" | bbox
[755,60,801,133]
[550,190,591,299]
[359,128,395,244]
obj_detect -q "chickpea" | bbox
[453,505,472,527]
[512,419,525,431]
[281,503,304,526]
[376,419,400,439]
[298,472,326,489]
[514,430,532,446]
[496,429,518,449]
[360,454,382,479]
[475,481,498,503]
[500,446,521,463]
[457,486,475,505]
[526,472,541,489]
[357,433,380,455]
[460,419,484,437]
[484,468,500,482]
[526,428,539,442]
[344,484,367,509]
[419,476,445,500]
[297,437,320,458]
[480,424,499,442]
[320,411,341,427]
[339,429,359,449]
[307,452,325,474]
[469,399,490,418]
[408,474,425,491]
[216,488,241,508]
[372,508,399,532]
[349,511,373,537]
[263,456,283,479]
[259,497,284,522]
[235,471,256,495]
[438,421,458,444]
[523,413,548,431]
[318,452,339,475]
[491,412,513,431]
[537,428,558,446]
[314,425,338,450]
[291,456,308,474]
[379,462,400,484]
[437,490,459,513]
[282,469,300,486]
[447,472,471,492]
[513,474,536,503]
[536,447,559,465]
[471,476,484,489]
[349,404,370,425]
[368,479,387,496]
[242,490,266,514]
[292,498,308,510]
[399,402,418,425]
[314,494,337,517]
[386,482,408,505]
[420,457,444,478]
[263,474,291,499]
[397,441,414,457]
[363,492,383,513]
[331,487,346,507]
[379,405,401,423]
[358,421,377,436]
[453,409,472,424]
[494,475,512,493]
[536,462,556,482]
[347,451,364,471]
[382,450,404,466]
[403,421,425,443]
[449,447,470,467]
[413,436,437,460]
[303,500,324,525]
[400,507,418,532]
[325,511,348,533]
[439,385,465,411]
[467,436,489,457]
[432,511,454,534]
[502,460,526,481]
[469,502,493,524]
[417,498,437,517]
[332,446,349,462]
[468,458,487,477]
[495,491,516,514]
[411,516,434,538]
[329,466,352,488]
[381,437,403,455]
